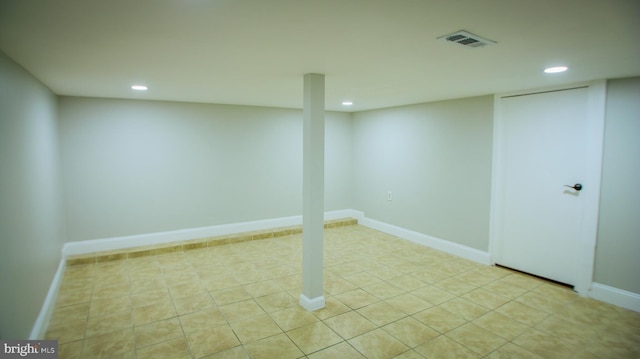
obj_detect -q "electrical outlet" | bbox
[387,191,392,201]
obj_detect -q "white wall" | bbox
[59,97,352,242]
[595,77,640,294]
[352,96,494,251]
[0,51,64,339]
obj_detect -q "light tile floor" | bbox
[46,225,640,358]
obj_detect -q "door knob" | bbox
[564,183,582,191]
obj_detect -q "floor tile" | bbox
[49,302,90,325]
[335,288,380,309]
[495,301,549,326]
[471,311,528,340]
[438,297,490,321]
[498,273,542,290]
[45,319,86,344]
[412,306,467,334]
[203,345,251,359]
[173,292,216,315]
[366,265,403,281]
[454,270,495,287]
[186,325,240,358]
[48,224,640,358]
[411,269,450,284]
[554,299,613,330]
[356,301,407,327]
[203,275,242,292]
[382,317,439,348]
[55,286,92,306]
[88,295,131,318]
[460,288,510,309]
[482,280,529,299]
[324,310,377,339]
[131,288,171,308]
[485,343,543,359]
[244,333,304,359]
[86,310,132,337]
[312,296,351,320]
[93,273,128,289]
[132,298,177,326]
[218,299,265,323]
[531,283,577,304]
[234,269,269,284]
[268,305,319,331]
[254,291,297,313]
[243,280,281,298]
[583,329,640,358]
[384,293,432,315]
[513,328,578,358]
[435,263,470,277]
[58,340,84,359]
[434,277,477,296]
[229,314,282,343]
[472,265,512,280]
[332,268,370,283]
[387,275,427,292]
[324,277,358,295]
[137,337,192,359]
[134,317,183,348]
[286,321,342,354]
[168,281,207,299]
[534,315,598,345]
[446,322,507,356]
[271,274,300,291]
[211,286,253,306]
[92,283,130,300]
[392,350,426,359]
[414,335,478,359]
[411,286,456,305]
[348,328,409,359]
[306,341,365,359]
[82,328,135,358]
[514,291,565,313]
[179,307,227,335]
[362,281,405,300]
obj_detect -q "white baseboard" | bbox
[29,259,66,339]
[357,214,639,313]
[359,215,491,265]
[63,209,361,256]
[35,210,357,341]
[325,209,361,222]
[299,294,326,311]
[589,283,640,313]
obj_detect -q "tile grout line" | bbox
[49,225,639,358]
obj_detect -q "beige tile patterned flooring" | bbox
[46,224,640,358]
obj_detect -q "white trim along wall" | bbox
[62,209,356,256]
[29,260,66,340]
[36,203,639,337]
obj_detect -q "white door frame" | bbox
[489,80,607,295]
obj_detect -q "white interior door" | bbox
[492,86,598,287]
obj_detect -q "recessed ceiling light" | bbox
[131,85,148,91]
[544,66,568,74]
[342,101,353,106]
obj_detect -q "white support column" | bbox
[299,73,326,311]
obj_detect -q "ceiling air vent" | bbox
[437,30,496,48]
